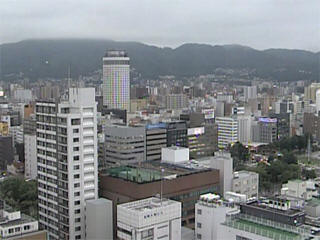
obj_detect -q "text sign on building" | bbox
[188,127,205,136]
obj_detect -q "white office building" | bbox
[117,197,181,240]
[102,50,130,111]
[36,88,98,240]
[215,117,238,149]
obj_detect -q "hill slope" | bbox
[0,39,319,81]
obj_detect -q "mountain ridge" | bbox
[0,39,319,81]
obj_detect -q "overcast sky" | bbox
[1,0,319,51]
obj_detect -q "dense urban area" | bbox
[0,41,319,240]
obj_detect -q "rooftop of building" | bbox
[118,197,178,211]
[101,160,215,184]
[243,199,303,217]
[234,170,258,178]
[0,213,37,228]
[307,197,320,207]
[104,50,128,58]
[225,218,301,240]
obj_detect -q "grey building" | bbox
[0,136,14,171]
[145,123,167,161]
[104,125,146,165]
[86,198,113,240]
[165,120,188,148]
[258,117,277,143]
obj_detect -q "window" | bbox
[74,192,80,197]
[75,217,81,223]
[74,156,80,161]
[75,235,82,239]
[197,234,202,239]
[75,209,81,214]
[73,128,79,133]
[73,147,79,151]
[74,174,80,179]
[75,200,80,205]
[197,209,202,215]
[197,222,202,228]
[71,119,80,125]
[73,138,79,143]
[24,225,31,231]
[75,226,81,231]
[74,165,80,170]
[74,183,80,188]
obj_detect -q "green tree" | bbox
[230,142,249,169]
[0,177,38,219]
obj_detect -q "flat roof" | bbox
[0,214,37,228]
[101,160,215,184]
[119,197,178,211]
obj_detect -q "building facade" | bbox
[232,171,259,199]
[215,117,238,149]
[36,88,98,240]
[117,197,181,240]
[102,50,130,111]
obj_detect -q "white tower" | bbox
[36,88,98,240]
[102,50,130,111]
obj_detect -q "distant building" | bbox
[117,197,181,240]
[257,117,277,143]
[211,151,233,197]
[0,121,9,136]
[232,171,259,199]
[244,86,257,101]
[104,124,146,165]
[102,50,130,111]
[165,94,188,110]
[215,117,238,149]
[0,136,13,171]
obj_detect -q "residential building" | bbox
[117,197,181,240]
[237,115,252,144]
[24,115,37,179]
[215,117,238,149]
[232,171,259,199]
[36,88,98,240]
[102,50,130,111]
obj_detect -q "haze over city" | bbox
[1,0,319,51]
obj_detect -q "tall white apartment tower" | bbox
[36,88,98,240]
[102,50,130,111]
